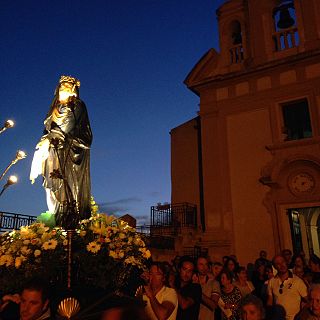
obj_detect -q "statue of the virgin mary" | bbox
[30,75,93,226]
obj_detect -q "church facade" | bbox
[170,0,320,264]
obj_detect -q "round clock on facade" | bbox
[289,172,315,194]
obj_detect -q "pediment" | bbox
[184,48,220,94]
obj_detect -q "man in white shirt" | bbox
[267,254,308,320]
[143,262,178,320]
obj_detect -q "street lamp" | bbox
[0,120,14,134]
[0,150,27,181]
[0,175,18,197]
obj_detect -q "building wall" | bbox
[168,0,320,264]
[198,61,320,263]
[226,109,274,263]
[171,118,200,211]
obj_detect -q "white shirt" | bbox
[143,286,178,320]
[267,273,307,320]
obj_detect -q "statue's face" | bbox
[58,82,77,103]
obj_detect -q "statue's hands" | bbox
[49,129,65,148]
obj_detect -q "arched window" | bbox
[229,20,244,64]
[272,0,299,51]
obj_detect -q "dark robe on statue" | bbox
[40,96,92,225]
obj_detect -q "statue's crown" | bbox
[59,75,80,88]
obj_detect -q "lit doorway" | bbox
[287,207,320,257]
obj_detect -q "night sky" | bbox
[1,0,225,224]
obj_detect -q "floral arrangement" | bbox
[0,200,151,295]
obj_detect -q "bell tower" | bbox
[215,0,320,71]
[216,0,249,72]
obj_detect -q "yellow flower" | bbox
[37,226,49,235]
[86,241,101,253]
[9,230,16,237]
[34,249,41,257]
[118,233,126,239]
[143,250,151,259]
[134,237,145,247]
[42,239,58,250]
[0,254,14,267]
[124,256,138,265]
[41,232,51,243]
[138,247,151,258]
[63,239,68,246]
[20,246,31,256]
[109,250,118,259]
[109,250,125,259]
[90,224,106,235]
[20,227,36,240]
[15,256,26,268]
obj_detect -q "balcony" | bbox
[151,202,197,232]
[136,203,197,251]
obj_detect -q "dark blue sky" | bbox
[1,0,225,224]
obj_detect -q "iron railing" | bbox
[0,211,37,232]
[151,202,197,231]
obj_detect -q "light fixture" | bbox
[0,150,27,180]
[0,119,15,134]
[0,175,18,197]
[15,150,27,162]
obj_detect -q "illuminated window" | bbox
[281,99,312,141]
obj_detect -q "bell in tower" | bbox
[276,3,295,29]
[232,31,242,45]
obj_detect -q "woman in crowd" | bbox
[251,263,267,299]
[224,257,239,282]
[259,265,274,305]
[234,267,255,298]
[219,269,242,320]
[292,254,309,275]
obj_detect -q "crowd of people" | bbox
[0,250,320,320]
[140,250,320,320]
